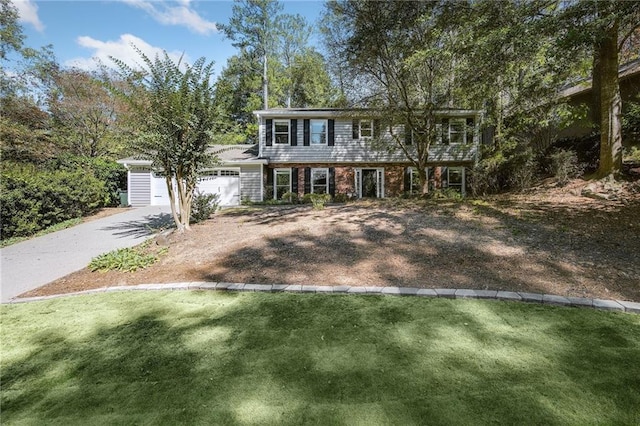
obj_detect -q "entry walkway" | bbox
[0,206,172,302]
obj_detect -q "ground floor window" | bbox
[274,169,291,200]
[311,168,329,194]
[446,167,465,194]
[409,167,427,194]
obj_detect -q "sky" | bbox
[11,0,327,77]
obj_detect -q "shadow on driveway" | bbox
[99,212,174,238]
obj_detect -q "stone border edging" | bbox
[5,282,640,314]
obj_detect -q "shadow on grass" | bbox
[2,292,639,424]
[200,200,640,301]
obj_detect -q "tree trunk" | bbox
[263,53,269,109]
[596,20,623,178]
[591,47,602,130]
[166,175,184,232]
[418,166,429,196]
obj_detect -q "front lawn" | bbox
[2,291,639,425]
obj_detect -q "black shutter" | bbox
[466,117,474,126]
[404,167,412,193]
[441,118,449,145]
[373,119,381,138]
[266,168,274,199]
[291,168,298,195]
[304,168,311,194]
[352,119,359,139]
[290,119,297,146]
[405,124,412,145]
[328,119,335,146]
[303,119,310,146]
[329,167,336,197]
[266,119,273,146]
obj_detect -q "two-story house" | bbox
[255,108,482,200]
[120,108,481,206]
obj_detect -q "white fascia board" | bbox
[117,159,152,167]
[252,108,484,119]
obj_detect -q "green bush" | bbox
[0,162,106,239]
[190,190,220,223]
[280,191,299,204]
[306,193,331,209]
[548,149,581,186]
[89,241,167,272]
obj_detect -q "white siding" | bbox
[261,119,478,164]
[128,168,151,207]
[240,164,262,202]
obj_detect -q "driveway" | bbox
[0,206,172,302]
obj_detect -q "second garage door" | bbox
[197,170,240,206]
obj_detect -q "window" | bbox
[449,119,465,144]
[311,168,328,194]
[360,120,373,139]
[409,167,425,194]
[310,120,327,145]
[274,169,291,199]
[218,170,240,176]
[447,167,464,194]
[274,120,290,145]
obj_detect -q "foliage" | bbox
[305,193,331,209]
[190,191,220,223]
[280,191,298,204]
[0,218,81,248]
[428,188,464,201]
[0,162,106,239]
[470,141,539,195]
[108,48,218,232]
[548,149,582,186]
[89,240,167,273]
[624,146,640,163]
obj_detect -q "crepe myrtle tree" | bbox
[109,48,217,231]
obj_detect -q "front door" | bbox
[355,168,384,198]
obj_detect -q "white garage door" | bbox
[197,170,240,206]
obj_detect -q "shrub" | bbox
[89,240,167,272]
[190,190,220,223]
[333,193,348,203]
[280,191,299,204]
[428,188,463,201]
[548,149,581,186]
[307,193,331,209]
[1,162,106,239]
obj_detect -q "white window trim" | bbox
[447,167,466,195]
[409,167,428,194]
[273,119,290,145]
[359,119,373,139]
[273,168,291,200]
[310,119,328,145]
[355,167,384,198]
[447,118,467,145]
[310,168,329,194]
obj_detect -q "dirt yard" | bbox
[24,180,640,302]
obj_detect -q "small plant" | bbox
[549,149,581,186]
[428,188,463,201]
[280,191,299,204]
[307,193,331,209]
[191,190,219,223]
[89,240,167,272]
[333,192,348,203]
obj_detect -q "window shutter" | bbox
[266,119,273,146]
[373,119,381,138]
[405,124,412,145]
[290,119,297,146]
[466,117,474,126]
[404,167,411,193]
[328,119,335,146]
[291,168,298,194]
[329,167,336,197]
[266,167,274,186]
[352,119,359,139]
[303,119,310,146]
[441,118,449,145]
[304,168,311,194]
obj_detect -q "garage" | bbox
[196,170,240,207]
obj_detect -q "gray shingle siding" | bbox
[240,164,262,202]
[261,118,478,164]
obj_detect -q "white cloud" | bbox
[64,34,189,71]
[11,0,44,32]
[122,0,217,35]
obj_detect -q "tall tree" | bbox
[324,0,470,194]
[220,0,283,109]
[554,1,640,178]
[109,49,217,232]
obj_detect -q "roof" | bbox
[558,59,640,99]
[117,144,265,167]
[253,107,483,119]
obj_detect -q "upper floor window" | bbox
[442,117,474,145]
[310,120,327,145]
[360,120,373,139]
[274,120,290,145]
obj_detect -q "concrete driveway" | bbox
[0,206,172,303]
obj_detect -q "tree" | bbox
[220,0,283,109]
[48,68,128,158]
[109,49,217,232]
[554,1,640,178]
[324,0,470,194]
[289,49,336,108]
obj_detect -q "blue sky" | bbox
[12,0,327,77]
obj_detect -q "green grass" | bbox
[0,218,82,248]
[2,292,639,425]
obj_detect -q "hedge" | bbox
[1,163,107,239]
